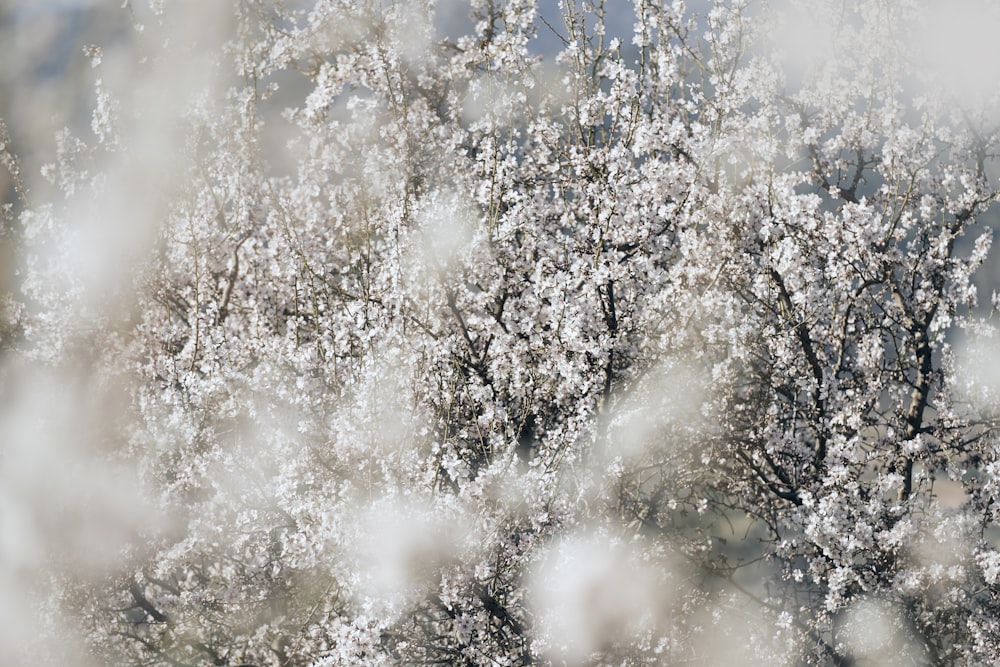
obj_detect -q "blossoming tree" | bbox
[5,0,1000,665]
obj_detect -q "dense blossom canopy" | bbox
[3,0,1000,665]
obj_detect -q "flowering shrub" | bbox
[4,0,1000,665]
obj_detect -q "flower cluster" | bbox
[6,0,1000,665]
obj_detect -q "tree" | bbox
[5,0,1000,665]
